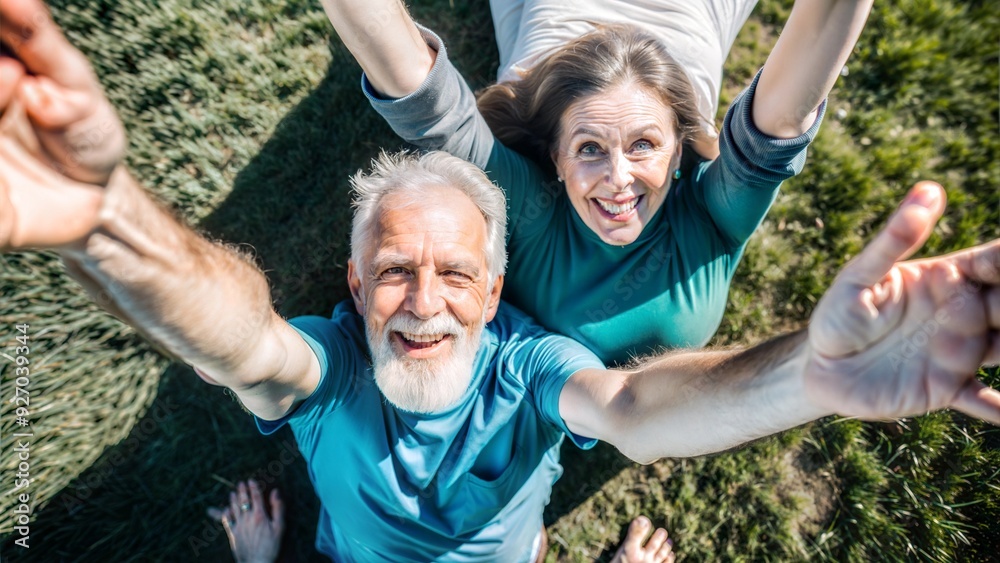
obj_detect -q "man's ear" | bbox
[347,260,365,315]
[484,275,504,323]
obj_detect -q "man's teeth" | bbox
[596,198,638,215]
[401,332,444,343]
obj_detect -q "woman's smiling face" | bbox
[552,83,680,246]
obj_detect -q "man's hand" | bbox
[1,0,125,182]
[0,0,126,250]
[807,181,1000,423]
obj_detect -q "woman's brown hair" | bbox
[477,23,702,175]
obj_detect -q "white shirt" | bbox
[490,0,758,135]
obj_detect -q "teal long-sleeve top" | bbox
[365,26,824,365]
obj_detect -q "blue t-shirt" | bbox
[256,301,604,562]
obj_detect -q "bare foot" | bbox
[610,516,675,563]
[206,479,285,563]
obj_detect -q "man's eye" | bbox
[444,270,471,280]
[383,267,407,276]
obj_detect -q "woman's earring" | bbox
[557,176,564,183]
[673,169,682,180]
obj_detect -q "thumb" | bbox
[841,181,946,287]
[18,75,92,129]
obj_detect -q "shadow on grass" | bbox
[2,23,638,563]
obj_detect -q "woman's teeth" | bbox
[596,198,638,215]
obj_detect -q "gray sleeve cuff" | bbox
[721,68,827,183]
[361,24,447,104]
[361,24,495,168]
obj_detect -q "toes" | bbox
[614,516,652,561]
[654,537,674,563]
[645,527,668,554]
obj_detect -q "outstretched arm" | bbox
[560,331,822,462]
[560,182,1000,462]
[0,0,319,420]
[58,169,320,421]
[319,0,434,98]
[753,0,874,137]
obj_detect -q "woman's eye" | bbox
[632,140,654,152]
[578,143,601,157]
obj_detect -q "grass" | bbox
[0,0,997,561]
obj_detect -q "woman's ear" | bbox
[550,149,561,179]
[668,143,682,172]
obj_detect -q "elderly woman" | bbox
[323,0,872,364]
[484,0,760,161]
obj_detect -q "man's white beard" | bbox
[367,310,485,414]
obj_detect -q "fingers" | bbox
[951,378,1000,426]
[0,0,95,89]
[206,506,225,521]
[220,507,237,550]
[989,332,1000,366]
[18,75,93,129]
[841,182,946,287]
[237,480,251,513]
[0,58,25,112]
[987,287,1000,330]
[228,489,241,521]
[921,239,1000,287]
[269,488,285,534]
[248,479,264,517]
[928,262,986,339]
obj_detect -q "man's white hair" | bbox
[350,151,508,279]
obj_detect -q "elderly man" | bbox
[2,1,998,562]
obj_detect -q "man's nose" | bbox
[405,272,446,319]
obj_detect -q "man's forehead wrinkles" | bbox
[371,239,484,265]
[375,234,473,249]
